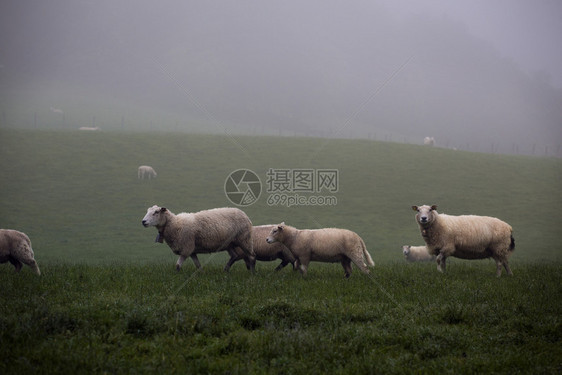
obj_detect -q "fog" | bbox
[1,0,561,155]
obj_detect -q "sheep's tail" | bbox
[361,238,375,267]
[509,234,515,252]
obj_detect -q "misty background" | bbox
[1,0,561,155]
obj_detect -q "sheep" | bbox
[412,205,515,277]
[141,205,255,271]
[224,225,296,271]
[0,229,41,275]
[79,126,100,131]
[266,222,374,278]
[402,245,436,262]
[424,136,435,146]
[138,165,157,180]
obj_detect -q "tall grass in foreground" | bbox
[1,263,560,374]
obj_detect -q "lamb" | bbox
[141,205,255,271]
[0,229,41,275]
[138,165,157,180]
[266,222,374,278]
[402,245,435,262]
[224,225,296,271]
[412,205,515,277]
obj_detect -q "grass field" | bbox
[1,263,561,374]
[1,128,561,373]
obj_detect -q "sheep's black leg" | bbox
[341,257,352,278]
[189,254,201,269]
[274,260,288,271]
[9,257,22,272]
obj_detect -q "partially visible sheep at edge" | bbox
[412,205,515,277]
[266,222,374,278]
[0,229,41,275]
[138,165,157,180]
[141,205,255,271]
[224,225,296,271]
[402,245,436,262]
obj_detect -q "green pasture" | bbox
[0,128,560,266]
[1,129,561,373]
[1,263,560,373]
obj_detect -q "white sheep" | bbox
[424,136,435,146]
[412,205,515,277]
[224,225,296,271]
[79,126,100,131]
[0,229,41,275]
[266,222,374,278]
[141,205,255,271]
[402,245,435,262]
[138,165,157,180]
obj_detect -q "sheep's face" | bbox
[266,223,285,244]
[402,245,411,256]
[142,205,167,227]
[412,205,438,226]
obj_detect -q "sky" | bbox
[0,0,561,154]
[385,0,562,88]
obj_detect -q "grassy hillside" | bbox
[1,129,561,373]
[1,263,561,374]
[0,128,560,267]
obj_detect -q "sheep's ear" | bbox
[412,206,418,211]
[430,205,438,211]
[278,222,285,230]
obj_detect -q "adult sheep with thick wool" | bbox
[402,245,435,262]
[266,222,374,278]
[0,229,41,275]
[224,225,296,272]
[142,205,255,271]
[412,205,515,277]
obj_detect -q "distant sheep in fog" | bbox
[424,137,435,146]
[79,126,100,131]
[138,165,157,180]
[0,229,41,275]
[402,245,435,262]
